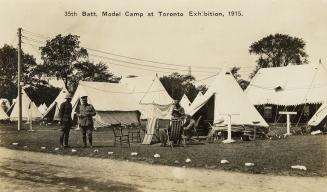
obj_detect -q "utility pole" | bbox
[17,28,22,131]
[188,66,191,76]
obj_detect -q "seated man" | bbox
[183,114,196,141]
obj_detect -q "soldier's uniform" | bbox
[58,95,73,147]
[76,97,96,147]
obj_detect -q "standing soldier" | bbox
[76,95,96,148]
[58,93,73,148]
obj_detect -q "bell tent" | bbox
[10,89,42,121]
[42,87,69,121]
[188,71,268,127]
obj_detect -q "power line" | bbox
[22,36,46,45]
[21,28,258,74]
[90,55,213,75]
[89,53,217,74]
[87,47,219,69]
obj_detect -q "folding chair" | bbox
[112,125,130,148]
[166,119,185,149]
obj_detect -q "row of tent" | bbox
[1,63,326,131]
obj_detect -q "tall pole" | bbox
[17,28,22,131]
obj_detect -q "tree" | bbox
[230,66,241,80]
[0,44,38,101]
[0,44,37,85]
[230,66,250,90]
[40,34,88,90]
[196,84,208,95]
[160,73,198,101]
[249,33,308,78]
[71,60,121,91]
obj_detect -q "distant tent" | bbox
[38,103,47,115]
[42,87,68,121]
[188,71,268,127]
[186,92,203,114]
[71,81,140,127]
[121,75,174,144]
[179,94,191,112]
[0,106,9,120]
[308,101,327,128]
[10,89,42,121]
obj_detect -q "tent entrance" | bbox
[192,95,215,136]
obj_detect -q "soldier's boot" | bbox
[59,132,64,147]
[88,133,93,148]
[83,135,87,148]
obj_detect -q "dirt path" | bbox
[0,147,325,192]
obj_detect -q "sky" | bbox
[1,0,327,85]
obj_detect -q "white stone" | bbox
[71,149,77,153]
[41,147,46,150]
[220,159,229,164]
[245,162,255,167]
[108,152,114,155]
[12,142,19,145]
[291,165,307,171]
[154,154,160,158]
[131,152,138,156]
[185,158,191,163]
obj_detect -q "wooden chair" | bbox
[166,119,185,149]
[128,124,142,143]
[112,125,130,148]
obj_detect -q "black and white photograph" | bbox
[0,0,326,191]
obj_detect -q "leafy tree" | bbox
[0,44,38,102]
[230,66,250,90]
[39,34,88,90]
[249,33,308,78]
[0,44,37,85]
[160,73,198,101]
[70,60,121,91]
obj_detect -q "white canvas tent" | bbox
[71,81,140,127]
[188,71,268,127]
[121,75,174,119]
[186,92,203,114]
[0,107,9,120]
[308,101,327,127]
[10,89,42,121]
[42,87,69,121]
[179,94,191,112]
[121,75,174,144]
[245,64,327,106]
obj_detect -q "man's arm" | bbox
[88,105,96,116]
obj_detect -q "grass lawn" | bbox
[0,123,326,177]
